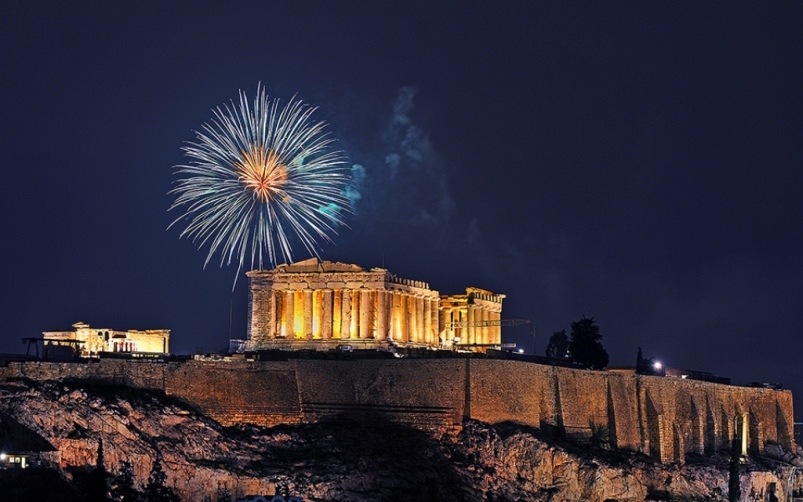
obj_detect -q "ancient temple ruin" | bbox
[236,258,505,352]
[42,322,170,357]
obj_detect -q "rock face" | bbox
[3,357,795,466]
[0,377,799,501]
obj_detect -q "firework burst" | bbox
[169,85,351,280]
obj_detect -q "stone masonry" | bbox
[0,358,794,464]
[241,258,505,352]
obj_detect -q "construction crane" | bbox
[447,318,531,329]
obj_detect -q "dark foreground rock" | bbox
[0,378,799,501]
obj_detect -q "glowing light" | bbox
[235,145,288,202]
[653,361,663,370]
[169,85,351,282]
[312,292,321,339]
[294,292,304,337]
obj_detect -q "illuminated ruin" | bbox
[42,322,170,357]
[236,258,505,352]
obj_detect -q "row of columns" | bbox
[264,288,439,344]
[439,306,502,345]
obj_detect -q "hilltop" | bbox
[0,376,800,501]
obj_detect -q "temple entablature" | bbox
[241,258,504,352]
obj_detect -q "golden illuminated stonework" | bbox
[236,145,289,202]
[235,258,505,352]
[42,322,170,357]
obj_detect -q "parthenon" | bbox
[237,258,505,352]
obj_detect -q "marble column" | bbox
[397,292,404,342]
[409,294,418,342]
[358,289,376,340]
[439,308,448,346]
[283,290,294,338]
[400,293,409,342]
[429,297,441,343]
[322,289,333,340]
[247,286,262,344]
[424,298,432,345]
[390,292,401,341]
[406,293,414,342]
[480,309,491,344]
[376,290,387,340]
[414,295,420,343]
[493,309,501,345]
[291,290,302,338]
[473,309,479,345]
[467,306,475,345]
[474,307,486,344]
[312,290,322,339]
[415,295,429,343]
[272,290,283,338]
[304,289,313,340]
[476,309,483,345]
[267,290,276,340]
[333,289,342,339]
[341,289,352,339]
[350,289,360,340]
[450,308,458,344]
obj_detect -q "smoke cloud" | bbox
[336,86,523,290]
[378,86,454,229]
[345,164,365,211]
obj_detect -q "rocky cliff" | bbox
[0,377,799,501]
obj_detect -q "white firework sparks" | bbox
[169,85,351,280]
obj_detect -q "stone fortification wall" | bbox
[163,361,302,427]
[632,374,795,463]
[0,358,793,463]
[468,359,556,429]
[468,361,642,449]
[1,360,167,389]
[468,360,793,463]
[293,359,465,428]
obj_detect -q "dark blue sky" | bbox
[2,3,801,416]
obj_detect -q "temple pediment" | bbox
[272,258,365,274]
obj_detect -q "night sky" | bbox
[2,3,801,417]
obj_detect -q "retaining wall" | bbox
[0,358,793,463]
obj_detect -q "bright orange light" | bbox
[236,145,288,201]
[312,294,321,339]
[294,314,304,338]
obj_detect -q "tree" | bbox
[568,317,609,370]
[145,457,179,502]
[110,460,139,502]
[545,330,569,360]
[87,436,110,502]
[216,481,232,502]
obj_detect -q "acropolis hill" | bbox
[1,355,794,466]
[235,259,796,463]
[4,259,800,500]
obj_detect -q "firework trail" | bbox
[169,85,351,282]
